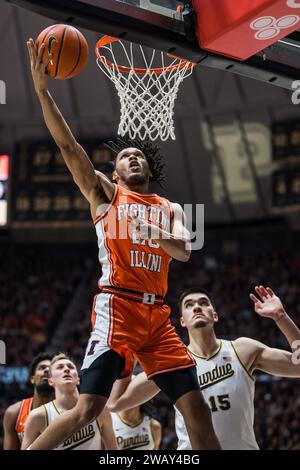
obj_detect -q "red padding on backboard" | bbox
[193,0,300,60]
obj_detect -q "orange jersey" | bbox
[15,397,33,443]
[94,184,173,298]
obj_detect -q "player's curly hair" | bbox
[105,136,166,188]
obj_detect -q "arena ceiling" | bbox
[0,1,299,222]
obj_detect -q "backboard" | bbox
[6,0,300,90]
[116,1,182,20]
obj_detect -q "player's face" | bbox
[31,360,51,386]
[180,293,218,330]
[49,360,79,388]
[31,359,54,395]
[114,148,152,185]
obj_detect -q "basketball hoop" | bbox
[95,36,195,141]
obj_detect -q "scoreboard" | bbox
[11,140,114,226]
[272,121,300,212]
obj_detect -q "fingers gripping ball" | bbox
[36,24,89,79]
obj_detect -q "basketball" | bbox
[35,24,89,79]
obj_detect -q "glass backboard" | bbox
[117,0,182,19]
[7,0,300,90]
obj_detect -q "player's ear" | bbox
[180,316,186,328]
[48,377,54,387]
[30,376,35,385]
[112,169,119,183]
[213,311,219,324]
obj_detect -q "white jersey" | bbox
[44,401,102,450]
[112,413,154,450]
[176,340,259,450]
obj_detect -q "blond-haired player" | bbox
[22,354,117,450]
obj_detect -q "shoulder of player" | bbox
[233,337,264,352]
[27,405,46,420]
[232,337,265,371]
[26,406,47,430]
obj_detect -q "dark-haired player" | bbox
[3,353,54,449]
[111,401,161,450]
[25,39,220,450]
[107,286,300,449]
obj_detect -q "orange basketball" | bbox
[36,24,89,79]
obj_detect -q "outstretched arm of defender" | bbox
[26,39,114,206]
[250,285,300,348]
[233,286,300,378]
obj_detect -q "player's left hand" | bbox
[249,286,286,322]
[127,214,160,241]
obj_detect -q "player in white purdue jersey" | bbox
[22,354,117,450]
[107,285,300,449]
[111,403,161,450]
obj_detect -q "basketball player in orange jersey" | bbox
[26,38,221,450]
[3,353,54,449]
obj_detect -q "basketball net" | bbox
[95,36,195,141]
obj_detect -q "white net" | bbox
[96,38,195,141]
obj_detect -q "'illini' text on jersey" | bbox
[94,184,174,297]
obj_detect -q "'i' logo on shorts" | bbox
[87,340,100,356]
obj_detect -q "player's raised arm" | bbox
[250,286,300,348]
[26,39,114,207]
[234,286,300,378]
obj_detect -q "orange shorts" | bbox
[81,292,195,379]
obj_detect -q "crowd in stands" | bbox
[1,234,300,449]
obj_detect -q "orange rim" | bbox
[95,35,195,75]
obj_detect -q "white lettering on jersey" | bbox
[117,203,169,231]
[130,251,162,272]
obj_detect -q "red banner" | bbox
[193,0,300,60]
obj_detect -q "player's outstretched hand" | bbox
[26,38,51,95]
[250,285,286,322]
